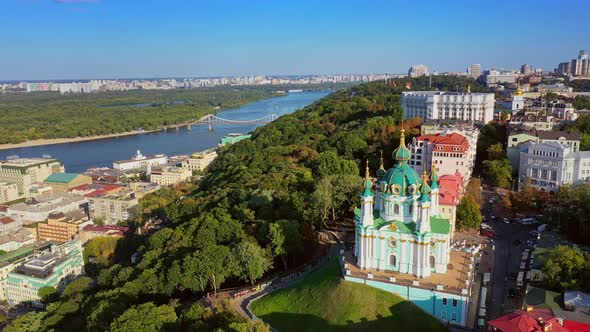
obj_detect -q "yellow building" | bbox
[43,173,92,193]
[149,166,192,186]
[36,211,88,243]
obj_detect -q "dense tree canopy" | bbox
[542,245,590,292]
[4,78,477,331]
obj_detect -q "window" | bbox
[442,298,448,305]
[451,312,457,321]
[452,299,458,307]
[394,204,400,214]
[430,256,435,268]
[389,255,397,267]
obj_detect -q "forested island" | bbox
[0,84,347,145]
[4,78,482,331]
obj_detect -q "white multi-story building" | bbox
[528,100,577,121]
[483,69,519,85]
[0,158,64,195]
[409,132,475,184]
[181,149,218,172]
[88,189,138,225]
[402,91,495,124]
[0,183,19,204]
[518,141,590,191]
[149,166,192,186]
[408,65,428,78]
[113,150,168,171]
[6,192,88,225]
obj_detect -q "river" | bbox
[0,90,330,173]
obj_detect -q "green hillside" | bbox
[251,258,448,332]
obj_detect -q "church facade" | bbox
[354,129,451,278]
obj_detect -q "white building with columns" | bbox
[402,91,495,124]
[354,130,452,278]
[518,141,590,191]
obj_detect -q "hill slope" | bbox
[251,258,448,332]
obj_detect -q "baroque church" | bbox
[354,129,452,278]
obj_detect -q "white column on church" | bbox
[368,234,373,269]
[359,234,365,269]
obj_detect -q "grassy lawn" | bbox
[250,258,448,332]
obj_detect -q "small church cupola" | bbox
[420,170,431,203]
[376,151,387,181]
[393,128,412,162]
[360,160,374,227]
[430,165,440,190]
[361,160,374,198]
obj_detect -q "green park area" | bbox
[250,258,448,332]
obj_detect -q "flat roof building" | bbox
[113,150,168,171]
[402,91,495,124]
[0,158,64,195]
[7,192,88,225]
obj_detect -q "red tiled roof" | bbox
[564,320,590,332]
[438,174,463,206]
[416,133,469,153]
[488,309,569,332]
[0,217,16,225]
[0,205,7,212]
[82,224,129,236]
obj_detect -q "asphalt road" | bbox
[482,188,537,320]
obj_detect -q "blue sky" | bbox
[1,0,589,80]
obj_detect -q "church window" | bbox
[430,256,435,268]
[409,204,413,214]
[388,237,397,248]
[394,204,400,214]
[389,254,397,267]
[451,312,457,321]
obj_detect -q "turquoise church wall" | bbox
[344,276,468,326]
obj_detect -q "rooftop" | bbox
[0,216,16,225]
[343,250,472,295]
[525,286,590,326]
[536,130,581,141]
[44,173,82,184]
[8,192,87,213]
[0,158,60,168]
[487,308,569,332]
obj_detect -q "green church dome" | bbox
[383,161,421,196]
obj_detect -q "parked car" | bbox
[481,230,496,239]
[503,218,510,224]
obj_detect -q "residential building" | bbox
[0,217,22,235]
[220,133,251,146]
[0,242,54,301]
[7,192,88,225]
[409,132,475,183]
[0,229,35,252]
[520,64,532,76]
[36,211,90,243]
[0,158,64,194]
[79,224,129,244]
[438,173,464,235]
[181,149,218,172]
[113,150,168,170]
[467,64,481,78]
[26,183,53,199]
[402,91,495,124]
[518,141,590,191]
[5,240,84,307]
[487,307,569,332]
[507,128,581,171]
[88,189,138,224]
[43,173,92,193]
[535,83,573,95]
[84,168,125,183]
[555,50,590,77]
[408,64,428,78]
[510,112,557,131]
[528,100,577,121]
[556,62,572,75]
[68,182,122,198]
[344,130,474,327]
[149,166,192,186]
[0,183,19,204]
[128,182,160,198]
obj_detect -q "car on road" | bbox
[481,223,492,230]
[507,288,516,298]
[481,229,496,239]
[503,218,510,224]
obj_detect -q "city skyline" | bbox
[1,0,589,80]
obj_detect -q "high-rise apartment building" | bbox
[555,50,590,76]
[467,64,481,78]
[520,64,532,76]
[402,91,495,124]
[408,65,428,78]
